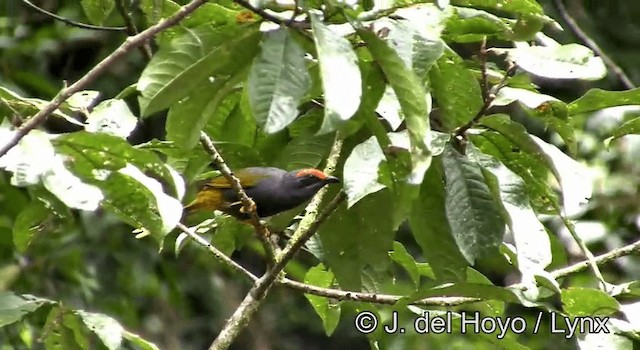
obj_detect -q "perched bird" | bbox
[183,167,340,220]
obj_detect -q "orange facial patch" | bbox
[296,168,328,180]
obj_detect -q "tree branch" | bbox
[553,0,635,89]
[552,238,640,280]
[454,55,516,138]
[22,0,127,32]
[114,0,153,60]
[198,132,278,261]
[208,136,344,350]
[0,0,210,158]
[233,0,309,29]
[176,223,258,282]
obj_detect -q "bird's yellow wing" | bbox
[203,169,264,189]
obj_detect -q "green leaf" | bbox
[319,190,395,290]
[248,28,311,133]
[53,133,183,236]
[81,0,114,25]
[409,157,467,282]
[13,201,50,253]
[356,25,431,183]
[0,292,51,327]
[531,136,592,216]
[450,0,543,16]
[138,24,261,116]
[608,115,640,142]
[429,53,483,129]
[310,13,362,134]
[467,145,552,277]
[443,145,505,264]
[44,307,86,350]
[443,7,513,42]
[123,331,161,350]
[389,241,420,289]
[76,311,123,350]
[304,264,341,336]
[146,2,242,44]
[343,136,386,207]
[492,87,575,152]
[561,288,620,317]
[85,99,138,138]
[275,132,334,171]
[568,88,640,115]
[491,44,607,80]
[470,130,559,214]
[385,20,444,80]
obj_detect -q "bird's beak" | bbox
[324,176,340,184]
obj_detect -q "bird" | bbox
[183,167,340,220]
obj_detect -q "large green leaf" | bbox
[561,288,620,317]
[248,28,311,133]
[429,53,483,129]
[568,88,640,115]
[491,44,607,81]
[451,0,543,16]
[138,24,261,116]
[304,264,341,336]
[81,0,114,25]
[13,201,50,253]
[343,135,386,207]
[357,25,431,183]
[310,13,362,133]
[409,157,467,282]
[77,311,124,350]
[492,87,575,153]
[385,20,445,80]
[319,190,395,290]
[467,145,552,278]
[0,292,51,327]
[470,131,559,214]
[53,133,184,237]
[531,136,592,217]
[166,79,225,150]
[443,7,513,42]
[139,1,240,45]
[443,145,505,264]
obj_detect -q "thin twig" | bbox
[553,202,607,289]
[22,0,127,32]
[552,238,640,279]
[198,132,278,261]
[208,137,344,350]
[454,61,517,137]
[0,0,209,159]
[553,0,635,89]
[233,0,309,29]
[182,209,640,309]
[177,223,259,282]
[280,279,481,306]
[114,0,153,60]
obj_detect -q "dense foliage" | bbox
[1,0,640,349]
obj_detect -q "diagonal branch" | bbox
[198,132,278,260]
[553,0,635,89]
[0,0,210,158]
[208,136,344,350]
[179,204,640,309]
[114,0,153,60]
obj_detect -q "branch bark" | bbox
[208,136,344,350]
[0,0,210,158]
